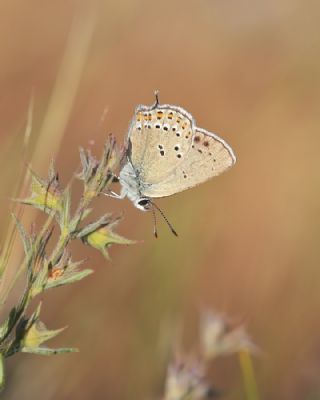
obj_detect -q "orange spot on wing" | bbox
[181,122,188,129]
[157,111,164,119]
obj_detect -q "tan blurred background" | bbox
[0,0,320,399]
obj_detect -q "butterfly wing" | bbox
[127,104,195,184]
[141,127,236,198]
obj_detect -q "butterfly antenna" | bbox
[151,205,158,238]
[150,201,178,237]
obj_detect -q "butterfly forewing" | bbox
[128,105,194,184]
[142,127,235,198]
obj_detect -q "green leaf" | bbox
[32,302,42,321]
[45,268,93,289]
[77,147,94,182]
[21,346,78,355]
[0,353,5,390]
[24,324,66,348]
[11,214,31,257]
[57,187,71,231]
[44,253,93,290]
[70,208,92,232]
[76,213,115,238]
[77,137,120,201]
[29,259,49,297]
[79,215,135,260]
[15,170,62,214]
[22,312,65,348]
[0,307,17,340]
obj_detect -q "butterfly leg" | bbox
[103,190,125,199]
[102,173,124,198]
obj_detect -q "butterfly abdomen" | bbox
[119,162,141,201]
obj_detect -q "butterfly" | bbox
[116,94,236,236]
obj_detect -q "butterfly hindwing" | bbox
[142,127,236,198]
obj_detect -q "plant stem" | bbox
[239,350,260,400]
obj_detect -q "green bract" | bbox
[0,136,134,383]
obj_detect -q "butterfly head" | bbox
[134,197,152,211]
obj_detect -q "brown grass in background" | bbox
[0,0,319,399]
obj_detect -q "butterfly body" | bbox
[119,100,236,211]
[119,162,151,210]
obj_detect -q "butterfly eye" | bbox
[136,198,151,210]
[138,199,149,206]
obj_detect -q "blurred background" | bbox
[0,0,319,398]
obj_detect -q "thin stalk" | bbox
[0,213,54,307]
[239,350,260,400]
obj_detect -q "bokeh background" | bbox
[0,0,320,399]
